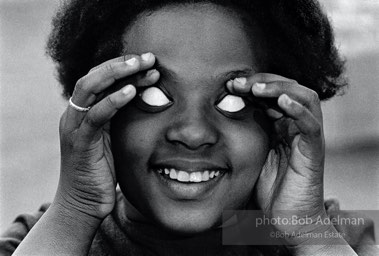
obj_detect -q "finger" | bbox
[226,77,251,95]
[226,75,292,120]
[254,81,322,122]
[72,52,155,108]
[254,147,287,211]
[266,108,285,120]
[228,74,322,121]
[226,78,277,113]
[227,73,293,96]
[230,74,317,109]
[256,149,279,202]
[277,94,324,160]
[251,80,321,116]
[89,53,152,72]
[227,73,293,110]
[78,85,136,143]
[129,68,160,88]
[65,54,158,130]
[65,68,159,130]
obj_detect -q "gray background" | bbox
[1,0,378,233]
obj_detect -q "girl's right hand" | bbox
[55,53,159,221]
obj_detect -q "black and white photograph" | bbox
[0,0,378,255]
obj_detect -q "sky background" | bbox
[1,0,378,234]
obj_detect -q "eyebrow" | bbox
[155,62,254,82]
[217,69,254,81]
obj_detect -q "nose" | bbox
[165,107,219,150]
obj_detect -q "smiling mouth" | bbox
[151,164,229,199]
[156,168,225,183]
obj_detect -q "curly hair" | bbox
[46,0,347,100]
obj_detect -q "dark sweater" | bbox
[0,191,376,255]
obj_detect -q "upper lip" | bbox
[150,158,229,173]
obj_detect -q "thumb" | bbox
[254,147,286,211]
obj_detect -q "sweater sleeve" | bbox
[0,204,50,256]
[325,199,379,256]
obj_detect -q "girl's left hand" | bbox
[227,73,329,245]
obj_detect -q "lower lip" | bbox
[154,170,226,200]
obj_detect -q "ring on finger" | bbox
[69,97,91,112]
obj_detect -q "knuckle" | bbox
[60,131,75,152]
[61,132,75,151]
[84,115,99,129]
[278,80,288,89]
[255,73,269,81]
[59,115,67,132]
[74,76,88,93]
[308,90,320,105]
[59,113,73,137]
[59,110,67,127]
[297,104,307,117]
[89,63,104,73]
[310,122,322,137]
[281,80,298,91]
[103,63,116,75]
[59,111,73,135]
[89,66,99,73]
[105,95,116,108]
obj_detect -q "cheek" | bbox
[111,110,162,175]
[118,122,157,153]
[227,111,270,163]
[231,126,269,169]
[223,119,270,195]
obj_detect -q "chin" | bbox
[158,219,220,237]
[153,207,223,236]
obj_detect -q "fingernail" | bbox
[125,57,137,66]
[255,83,266,91]
[234,77,247,86]
[280,94,292,105]
[122,85,134,95]
[141,52,152,62]
[267,109,284,119]
[146,69,158,77]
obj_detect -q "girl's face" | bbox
[112,3,270,234]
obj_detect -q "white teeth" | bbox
[177,171,190,182]
[189,172,202,182]
[169,169,177,179]
[202,171,210,181]
[158,168,222,182]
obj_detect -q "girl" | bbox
[4,0,376,255]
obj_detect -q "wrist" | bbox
[13,200,103,256]
[49,200,104,231]
[267,208,330,246]
[54,181,115,220]
[288,225,357,256]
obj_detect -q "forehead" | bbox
[123,3,257,77]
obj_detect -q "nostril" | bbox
[165,120,218,150]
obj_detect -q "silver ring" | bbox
[69,97,91,112]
